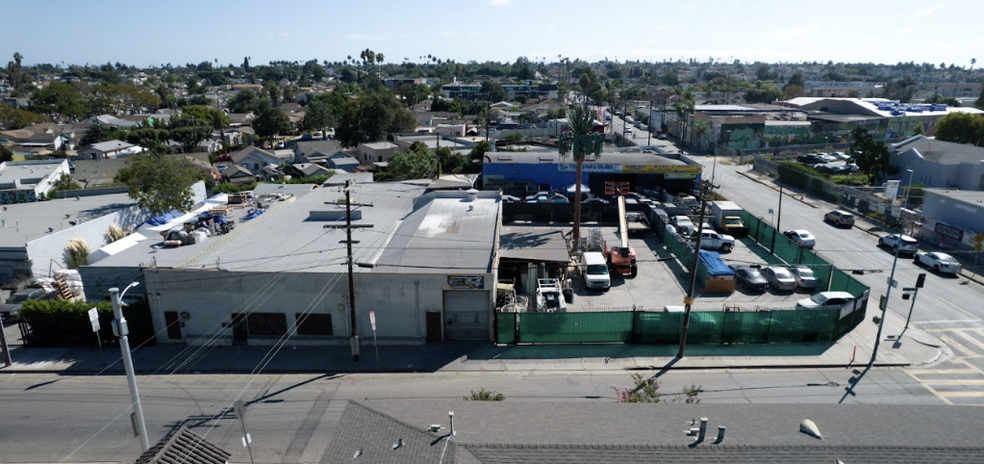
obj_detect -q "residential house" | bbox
[77,140,145,160]
[219,164,255,186]
[891,135,984,191]
[294,140,346,163]
[357,141,398,164]
[326,155,359,172]
[228,146,281,172]
[288,163,331,178]
[81,114,141,128]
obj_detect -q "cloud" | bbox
[682,4,694,12]
[912,5,940,17]
[490,0,513,6]
[345,33,393,41]
[765,24,820,39]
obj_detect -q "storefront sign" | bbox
[448,275,485,289]
[934,222,964,241]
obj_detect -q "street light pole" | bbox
[871,231,906,366]
[111,283,150,451]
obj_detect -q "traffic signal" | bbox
[915,272,926,288]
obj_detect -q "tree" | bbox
[883,77,917,103]
[691,120,709,152]
[117,152,201,215]
[0,102,48,129]
[0,144,13,163]
[29,82,86,120]
[781,85,805,100]
[49,173,82,193]
[744,84,782,103]
[301,99,337,136]
[912,122,925,136]
[228,89,262,113]
[934,112,984,146]
[181,105,230,129]
[334,90,417,147]
[168,114,213,151]
[850,127,895,183]
[383,142,435,180]
[80,124,125,146]
[565,103,596,250]
[480,81,507,103]
[252,107,291,141]
[784,71,804,90]
[975,78,984,110]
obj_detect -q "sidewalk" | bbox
[1,307,945,375]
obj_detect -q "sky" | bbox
[2,0,982,69]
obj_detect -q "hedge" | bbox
[19,299,156,347]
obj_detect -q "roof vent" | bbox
[465,189,479,202]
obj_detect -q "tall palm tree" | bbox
[692,120,709,153]
[567,104,594,251]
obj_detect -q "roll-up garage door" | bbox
[443,291,490,340]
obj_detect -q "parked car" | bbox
[762,266,797,292]
[878,234,918,256]
[672,215,694,230]
[824,210,855,228]
[582,197,610,204]
[731,266,768,292]
[788,265,819,290]
[1,288,48,322]
[816,162,860,174]
[915,251,962,274]
[797,153,825,164]
[782,229,816,249]
[657,133,668,140]
[501,195,522,203]
[795,291,856,311]
[830,152,852,162]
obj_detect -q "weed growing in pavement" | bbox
[612,373,702,403]
[465,388,505,401]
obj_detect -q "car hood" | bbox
[795,298,821,309]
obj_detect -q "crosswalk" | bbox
[905,325,984,406]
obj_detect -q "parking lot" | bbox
[566,225,815,312]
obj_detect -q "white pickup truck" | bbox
[687,230,736,252]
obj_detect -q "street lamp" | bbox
[111,282,150,451]
[901,168,915,210]
[824,136,829,152]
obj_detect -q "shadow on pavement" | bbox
[464,341,834,360]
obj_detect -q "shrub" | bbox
[612,374,702,403]
[465,388,505,401]
[65,237,91,269]
[19,299,155,347]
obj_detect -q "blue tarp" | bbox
[699,250,735,277]
[144,209,182,227]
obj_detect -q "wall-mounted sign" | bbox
[934,221,964,241]
[448,275,485,289]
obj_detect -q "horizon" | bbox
[1,0,980,70]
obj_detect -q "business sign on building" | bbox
[622,164,703,174]
[448,275,485,289]
[884,180,900,200]
[934,221,964,241]
[558,163,621,173]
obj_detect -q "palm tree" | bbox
[691,120,709,153]
[567,104,594,251]
[375,53,384,76]
[972,58,977,70]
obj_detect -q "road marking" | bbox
[905,367,978,375]
[952,331,984,352]
[903,370,953,405]
[918,319,982,324]
[941,335,977,357]
[936,391,984,398]
[914,379,984,386]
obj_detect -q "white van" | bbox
[582,252,611,290]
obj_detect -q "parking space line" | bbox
[905,368,978,375]
[936,391,984,399]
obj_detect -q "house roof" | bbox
[89,140,135,153]
[229,146,276,164]
[295,140,344,158]
[498,226,571,263]
[292,163,331,177]
[0,160,65,191]
[325,399,984,464]
[135,425,231,464]
[892,135,984,165]
[221,164,253,177]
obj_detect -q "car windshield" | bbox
[7,293,30,303]
[934,253,956,263]
[901,237,917,244]
[586,264,609,274]
[725,217,742,225]
[810,294,830,304]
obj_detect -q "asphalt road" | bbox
[0,368,945,463]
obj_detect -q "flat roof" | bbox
[91,182,500,276]
[0,160,64,187]
[499,225,570,263]
[924,188,984,204]
[486,151,688,166]
[0,192,137,248]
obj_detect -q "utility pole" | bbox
[111,284,150,452]
[678,179,716,358]
[324,180,373,361]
